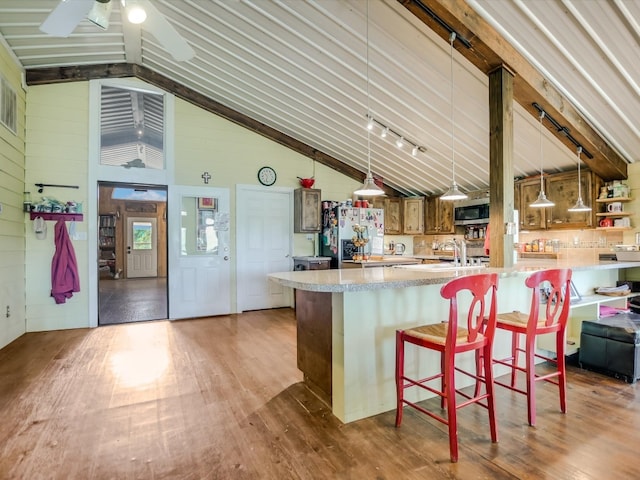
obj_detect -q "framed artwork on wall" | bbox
[198,197,216,210]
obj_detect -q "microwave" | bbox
[454,198,490,225]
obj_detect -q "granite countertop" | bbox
[268,259,640,293]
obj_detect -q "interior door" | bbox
[236,186,292,311]
[168,186,231,319]
[126,217,158,278]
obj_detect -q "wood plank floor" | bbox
[1,308,640,479]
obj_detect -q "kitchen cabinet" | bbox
[373,196,402,234]
[546,171,595,229]
[517,177,547,230]
[424,196,455,234]
[294,188,321,233]
[595,196,633,231]
[516,170,599,230]
[402,197,424,234]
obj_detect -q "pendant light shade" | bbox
[568,146,591,212]
[441,32,467,201]
[529,111,554,208]
[354,0,384,197]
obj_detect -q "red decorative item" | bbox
[297,177,315,188]
[599,218,613,228]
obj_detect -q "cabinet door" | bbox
[546,171,593,229]
[384,197,403,234]
[402,197,424,234]
[518,178,547,230]
[438,200,455,234]
[424,196,437,234]
[294,188,321,233]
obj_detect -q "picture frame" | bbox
[198,197,216,210]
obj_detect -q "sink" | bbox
[393,263,487,272]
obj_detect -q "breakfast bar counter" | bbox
[268,259,638,423]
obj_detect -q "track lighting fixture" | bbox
[365,115,426,157]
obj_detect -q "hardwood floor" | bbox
[1,308,640,479]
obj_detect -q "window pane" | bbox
[100,85,165,170]
[180,196,220,255]
[132,222,152,250]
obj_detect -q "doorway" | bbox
[98,182,168,325]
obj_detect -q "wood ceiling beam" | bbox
[24,64,402,197]
[399,0,628,181]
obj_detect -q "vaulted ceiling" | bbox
[0,0,637,197]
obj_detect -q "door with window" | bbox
[127,217,158,278]
[168,186,231,319]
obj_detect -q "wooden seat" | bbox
[493,268,572,426]
[395,273,499,463]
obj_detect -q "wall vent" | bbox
[0,75,17,134]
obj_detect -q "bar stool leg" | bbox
[525,333,537,426]
[395,331,405,427]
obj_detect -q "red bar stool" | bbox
[493,268,572,426]
[395,273,499,463]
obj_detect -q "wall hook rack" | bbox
[35,183,79,194]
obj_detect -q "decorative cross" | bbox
[201,171,211,184]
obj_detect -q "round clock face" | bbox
[258,166,277,186]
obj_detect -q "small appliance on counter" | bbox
[614,245,640,262]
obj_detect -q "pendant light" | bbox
[354,0,384,197]
[568,146,591,212]
[529,111,555,208]
[440,32,467,201]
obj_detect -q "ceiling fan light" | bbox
[530,191,555,208]
[440,181,467,201]
[568,197,591,212]
[127,5,147,24]
[354,172,385,196]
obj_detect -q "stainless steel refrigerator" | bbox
[320,204,384,268]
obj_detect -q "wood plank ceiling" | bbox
[0,0,637,197]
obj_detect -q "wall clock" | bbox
[257,166,277,186]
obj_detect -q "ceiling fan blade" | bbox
[138,0,195,61]
[40,0,95,37]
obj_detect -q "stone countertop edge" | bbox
[267,260,640,293]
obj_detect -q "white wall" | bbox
[25,83,90,332]
[21,81,361,332]
[0,41,27,349]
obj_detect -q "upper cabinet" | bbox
[424,196,455,234]
[294,188,321,233]
[382,197,403,234]
[516,170,600,230]
[402,197,424,234]
[546,171,596,229]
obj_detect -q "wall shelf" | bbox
[596,197,631,203]
[30,212,83,222]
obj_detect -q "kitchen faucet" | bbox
[443,238,467,267]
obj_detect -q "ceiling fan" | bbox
[39,0,195,62]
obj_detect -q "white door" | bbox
[126,217,158,278]
[169,186,231,319]
[237,185,293,311]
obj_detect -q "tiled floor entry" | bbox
[98,277,167,325]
